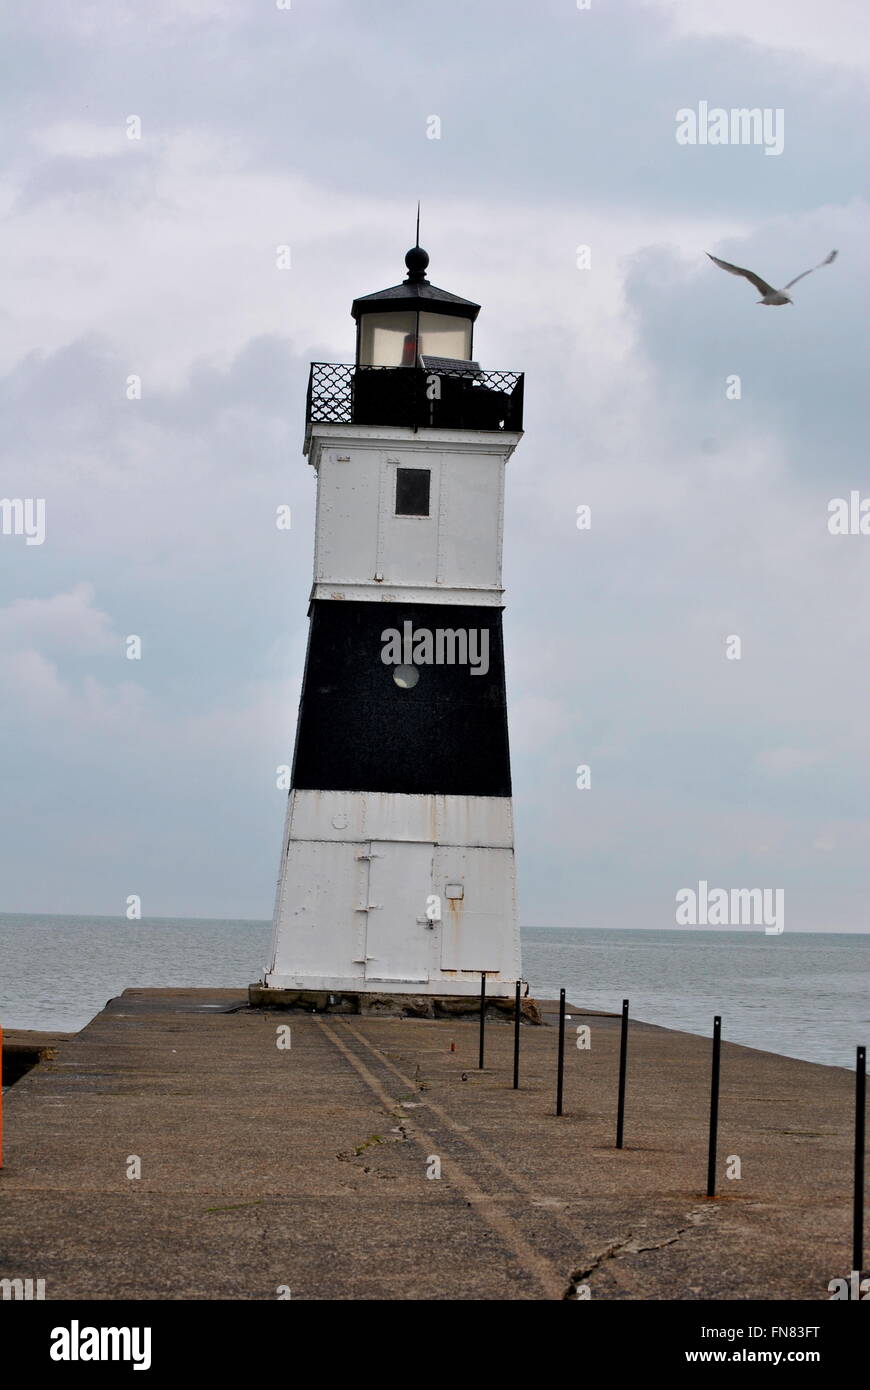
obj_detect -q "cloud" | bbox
[650,0,870,77]
[0,582,116,652]
[32,122,133,160]
[0,584,148,731]
[757,747,825,774]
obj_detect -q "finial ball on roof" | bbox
[404,245,430,280]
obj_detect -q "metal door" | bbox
[363,841,434,983]
[436,846,514,973]
[270,839,367,980]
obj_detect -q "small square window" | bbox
[395,467,430,517]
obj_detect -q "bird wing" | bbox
[783,249,838,291]
[706,253,775,296]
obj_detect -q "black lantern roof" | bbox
[351,245,481,323]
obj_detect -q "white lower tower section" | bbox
[265,790,519,997]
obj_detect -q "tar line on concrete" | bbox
[0,988,861,1301]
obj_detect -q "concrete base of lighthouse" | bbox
[248,984,541,1022]
[260,790,522,1000]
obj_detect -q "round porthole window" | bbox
[392,664,419,689]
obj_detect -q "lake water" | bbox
[1,916,866,1069]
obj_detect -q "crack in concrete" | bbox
[564,1206,713,1299]
[336,1100,417,1173]
[565,1237,626,1295]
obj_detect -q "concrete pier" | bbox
[0,988,860,1300]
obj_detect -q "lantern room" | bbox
[304,241,524,434]
[352,244,479,368]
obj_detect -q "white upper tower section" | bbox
[307,426,520,607]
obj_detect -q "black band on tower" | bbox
[290,600,512,797]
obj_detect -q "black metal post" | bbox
[513,980,521,1090]
[706,1015,722,1198]
[478,972,486,1070]
[855,1045,866,1274]
[616,998,629,1149]
[556,988,566,1116]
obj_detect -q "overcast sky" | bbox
[1,0,868,931]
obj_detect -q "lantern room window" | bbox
[417,312,471,362]
[358,312,417,367]
[358,310,473,368]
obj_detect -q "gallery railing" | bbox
[306,362,524,432]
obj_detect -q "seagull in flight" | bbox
[706,248,838,305]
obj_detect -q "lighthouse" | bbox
[260,241,525,1005]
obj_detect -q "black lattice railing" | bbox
[306,363,524,432]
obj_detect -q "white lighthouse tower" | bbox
[260,241,525,1006]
